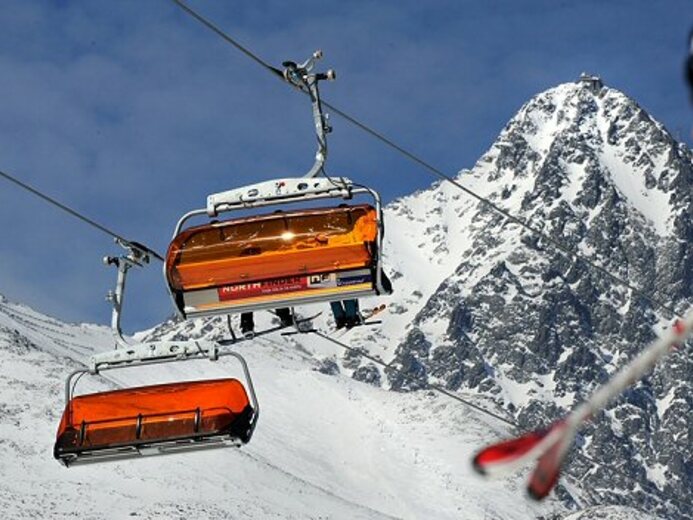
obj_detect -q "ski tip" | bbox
[527,483,553,501]
[526,485,543,501]
[526,425,575,501]
[526,454,563,501]
[472,426,555,477]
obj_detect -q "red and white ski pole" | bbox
[472,310,693,500]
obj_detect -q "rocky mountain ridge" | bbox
[379,76,692,519]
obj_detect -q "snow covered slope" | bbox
[0,295,572,520]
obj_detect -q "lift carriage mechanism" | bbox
[54,51,392,466]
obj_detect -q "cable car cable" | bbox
[0,168,164,262]
[313,330,515,427]
[170,0,680,319]
[171,0,283,79]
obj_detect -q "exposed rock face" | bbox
[562,504,664,520]
[383,78,692,519]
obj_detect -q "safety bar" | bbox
[281,50,336,179]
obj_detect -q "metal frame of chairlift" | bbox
[165,50,391,320]
[55,242,260,466]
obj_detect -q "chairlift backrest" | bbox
[167,204,377,290]
[165,179,390,319]
[54,378,253,466]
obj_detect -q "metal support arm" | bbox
[282,50,336,178]
[104,239,150,349]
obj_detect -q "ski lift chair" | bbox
[164,51,392,320]
[54,350,258,467]
[165,183,390,319]
[54,245,259,467]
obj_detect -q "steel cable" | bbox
[0,168,164,262]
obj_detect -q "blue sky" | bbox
[0,0,690,331]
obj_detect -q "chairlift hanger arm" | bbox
[104,239,154,349]
[282,50,336,179]
[171,0,333,174]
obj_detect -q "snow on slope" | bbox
[0,295,569,519]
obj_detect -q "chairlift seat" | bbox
[54,378,254,466]
[166,204,384,317]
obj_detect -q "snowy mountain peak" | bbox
[476,74,689,238]
[379,77,691,519]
